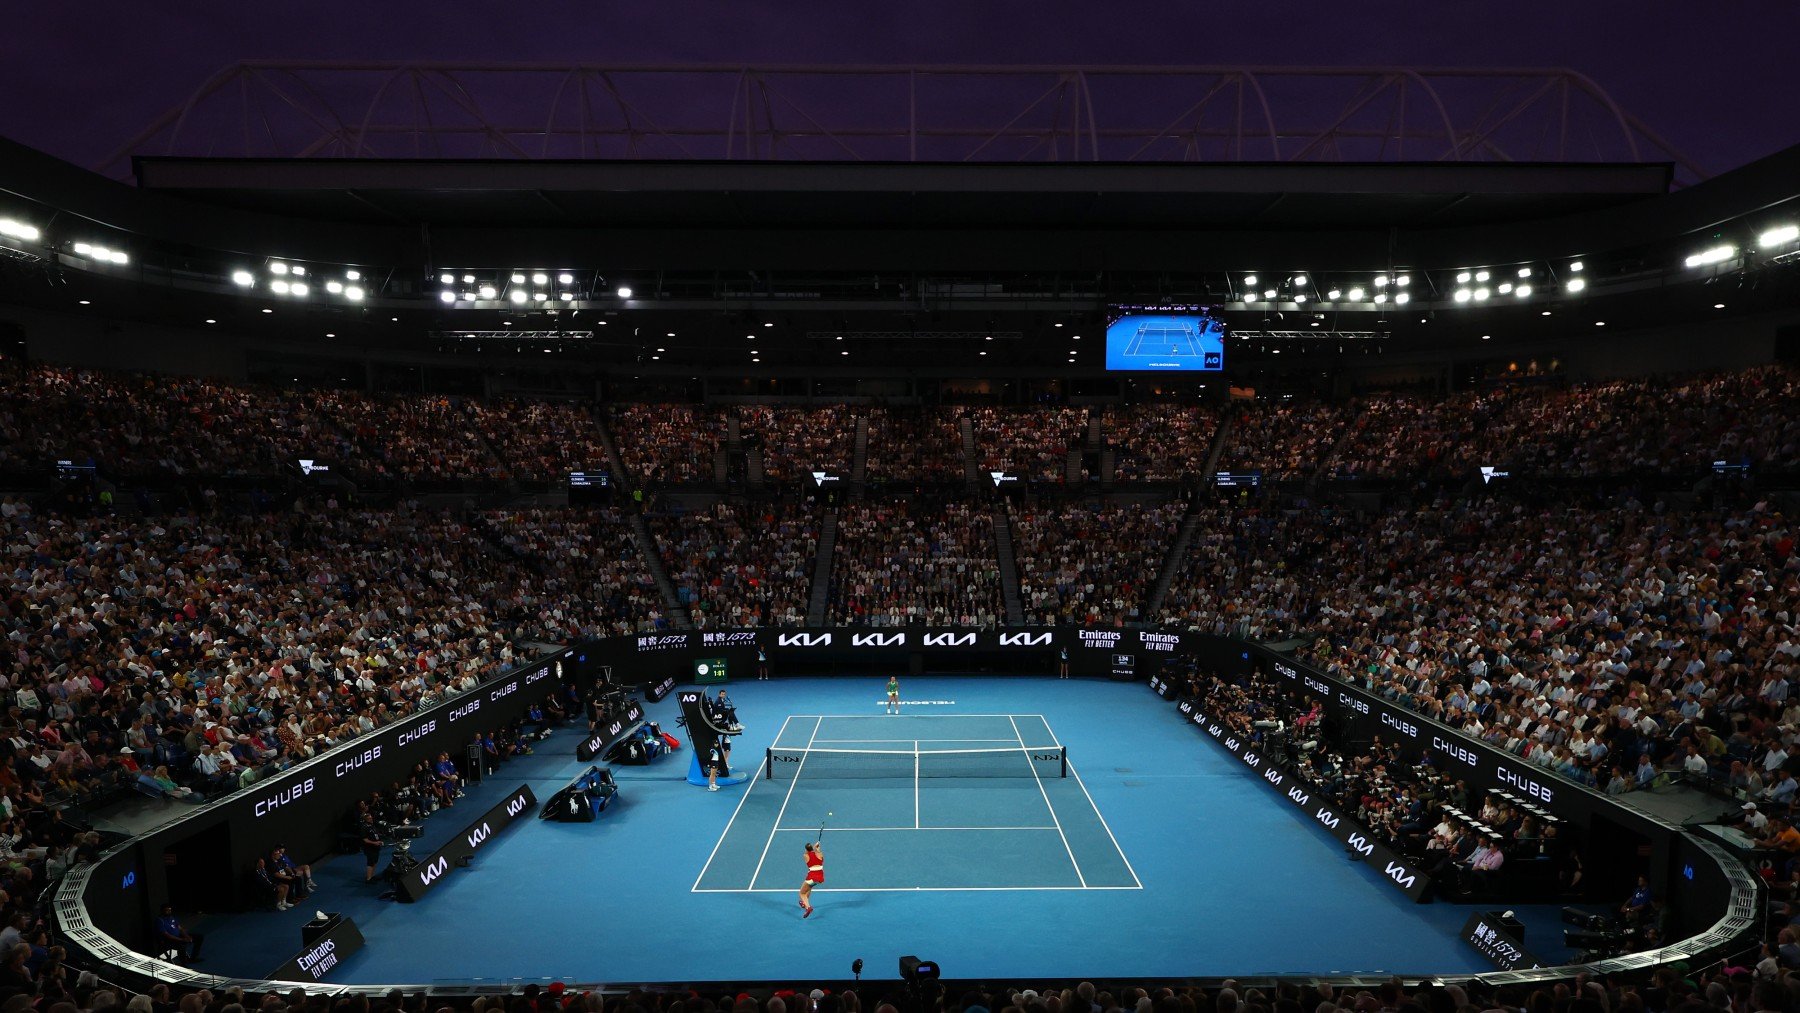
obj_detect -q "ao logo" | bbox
[1346,834,1374,856]
[696,664,711,676]
[121,870,137,890]
[419,857,450,885]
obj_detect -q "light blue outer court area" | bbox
[196,676,1569,985]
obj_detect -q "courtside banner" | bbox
[396,784,536,903]
[1251,646,1652,834]
[576,701,645,762]
[1189,703,1433,902]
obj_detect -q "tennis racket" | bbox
[817,811,832,844]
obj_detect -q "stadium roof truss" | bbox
[102,63,1707,185]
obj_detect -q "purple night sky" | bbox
[1,0,1795,177]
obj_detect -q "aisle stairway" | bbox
[959,415,981,486]
[628,512,691,629]
[806,509,838,625]
[992,508,1026,625]
[1145,511,1204,619]
[850,415,870,488]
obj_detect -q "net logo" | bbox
[852,633,906,647]
[335,745,382,779]
[254,777,317,817]
[418,857,450,885]
[1346,834,1374,856]
[771,751,803,764]
[1496,767,1555,804]
[923,633,977,647]
[1030,752,1061,762]
[1433,737,1481,767]
[1381,713,1420,738]
[398,720,437,746]
[998,632,1052,647]
[778,633,832,648]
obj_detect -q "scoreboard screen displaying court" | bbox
[1104,311,1225,372]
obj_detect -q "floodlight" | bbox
[346,270,361,281]
[345,287,364,301]
[1569,261,1583,272]
[1473,287,1490,300]
[1498,283,1512,294]
[1515,285,1532,297]
[479,285,497,299]
[558,273,574,285]
[1759,225,1799,248]
[1326,289,1341,300]
[440,291,456,303]
[1292,274,1308,286]
[1566,278,1587,292]
[1346,287,1365,301]
[291,266,306,276]
[1394,292,1410,304]
[290,282,308,296]
[1374,293,1387,304]
[616,285,632,298]
[1453,289,1471,303]
[1243,274,1257,286]
[270,262,289,275]
[532,272,548,285]
[1456,272,1471,284]
[1396,275,1411,286]
[1374,275,1388,286]
[510,273,525,284]
[0,219,40,241]
[232,270,255,286]
[1517,267,1532,278]
[1262,289,1276,299]
[326,281,344,294]
[1474,270,1490,282]
[1684,245,1734,268]
[271,279,291,294]
[440,273,454,285]
[509,290,528,304]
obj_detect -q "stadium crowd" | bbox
[739,407,857,482]
[1105,405,1218,481]
[864,408,965,483]
[650,501,818,627]
[608,405,726,485]
[828,499,1002,626]
[967,408,1086,482]
[465,401,613,485]
[1011,501,1185,626]
[8,966,1800,1013]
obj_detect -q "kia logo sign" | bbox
[1346,834,1374,856]
[1286,787,1310,806]
[923,633,977,647]
[419,857,450,885]
[851,632,905,647]
[466,823,492,848]
[1385,862,1416,888]
[1314,808,1339,829]
[998,632,1053,647]
[777,633,831,648]
[507,795,528,817]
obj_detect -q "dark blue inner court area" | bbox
[194,677,1576,985]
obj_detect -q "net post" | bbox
[764,747,774,780]
[1059,746,1068,778]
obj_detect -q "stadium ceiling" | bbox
[97,63,1710,186]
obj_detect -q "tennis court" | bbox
[1123,324,1202,358]
[693,714,1140,892]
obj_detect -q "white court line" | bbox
[1029,713,1143,890]
[690,714,791,892]
[1010,714,1086,888]
[811,738,1018,743]
[914,739,920,829]
[747,715,822,891]
[798,714,1041,719]
[693,885,1141,894]
[774,826,1060,832]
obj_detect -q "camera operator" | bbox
[358,812,385,884]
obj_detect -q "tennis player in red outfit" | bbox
[799,841,824,918]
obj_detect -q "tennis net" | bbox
[764,745,1067,780]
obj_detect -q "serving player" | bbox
[800,840,824,918]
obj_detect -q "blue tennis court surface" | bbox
[190,676,1575,984]
[694,714,1139,892]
